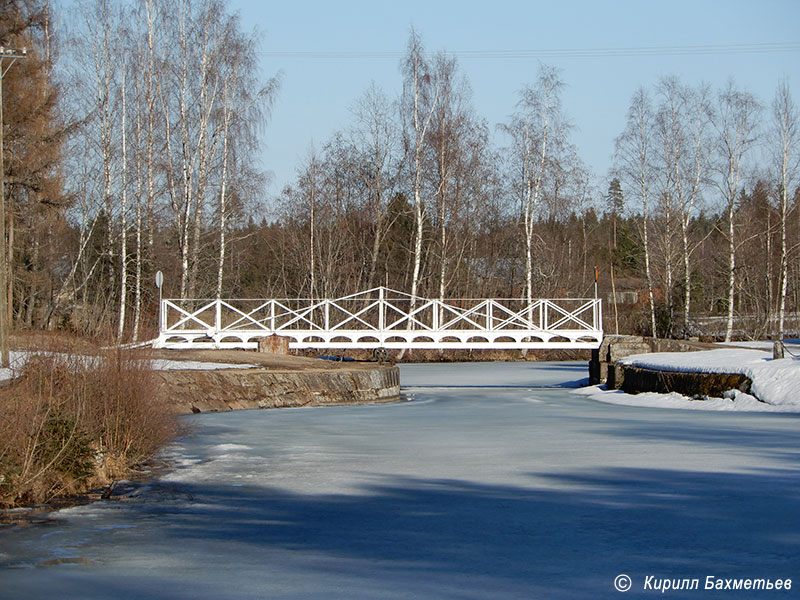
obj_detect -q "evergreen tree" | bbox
[606,177,624,250]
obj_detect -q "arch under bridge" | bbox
[154,287,603,351]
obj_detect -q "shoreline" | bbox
[0,456,172,528]
[149,349,401,414]
[1,350,401,519]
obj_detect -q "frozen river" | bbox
[1,362,798,599]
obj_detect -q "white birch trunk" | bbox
[407,38,439,306]
[410,60,423,302]
[188,18,219,298]
[773,83,797,340]
[681,221,691,334]
[177,0,192,299]
[144,0,157,251]
[91,0,115,305]
[638,112,657,337]
[437,135,450,305]
[642,190,656,337]
[309,159,317,299]
[133,122,143,341]
[716,84,760,342]
[215,76,233,300]
[529,101,548,303]
[132,54,144,341]
[683,86,713,336]
[117,58,128,341]
[725,195,735,342]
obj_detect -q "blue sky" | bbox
[228,0,800,201]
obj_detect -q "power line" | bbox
[258,42,800,60]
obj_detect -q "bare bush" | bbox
[0,340,179,507]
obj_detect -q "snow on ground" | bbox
[0,350,256,382]
[574,386,798,412]
[148,358,257,371]
[579,345,800,412]
[0,351,29,381]
[721,338,800,351]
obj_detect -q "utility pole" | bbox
[0,46,27,368]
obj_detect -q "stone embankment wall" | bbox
[619,366,751,397]
[589,335,753,398]
[155,365,401,414]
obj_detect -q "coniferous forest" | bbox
[3,0,800,344]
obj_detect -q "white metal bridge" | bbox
[154,287,603,351]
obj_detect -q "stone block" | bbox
[608,342,650,362]
[607,363,626,389]
[257,335,291,355]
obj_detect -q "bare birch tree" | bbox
[770,82,799,340]
[714,81,761,341]
[213,25,279,300]
[654,80,681,335]
[132,58,144,339]
[214,61,234,301]
[615,87,657,336]
[654,77,713,336]
[349,83,399,291]
[661,80,713,336]
[426,51,475,303]
[88,0,119,321]
[401,29,439,302]
[297,148,320,299]
[117,45,128,340]
[501,65,567,302]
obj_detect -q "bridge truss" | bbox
[154,287,603,351]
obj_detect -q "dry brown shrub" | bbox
[0,339,180,507]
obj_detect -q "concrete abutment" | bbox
[589,335,755,399]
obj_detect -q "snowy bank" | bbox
[0,349,400,414]
[0,350,256,382]
[577,347,800,412]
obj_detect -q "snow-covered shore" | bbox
[0,350,256,382]
[578,344,800,412]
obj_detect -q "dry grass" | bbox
[0,339,180,507]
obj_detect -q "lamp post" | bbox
[0,46,27,367]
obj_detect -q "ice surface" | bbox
[400,360,589,389]
[1,362,798,599]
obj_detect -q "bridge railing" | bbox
[155,287,602,350]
